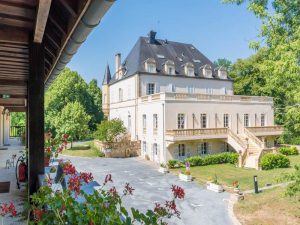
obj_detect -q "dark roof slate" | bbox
[102,64,111,85]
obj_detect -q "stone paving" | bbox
[63,155,233,225]
[0,138,27,225]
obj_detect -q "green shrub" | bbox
[261,153,290,170]
[184,152,239,167]
[167,159,181,168]
[278,146,299,156]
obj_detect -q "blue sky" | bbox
[67,0,261,85]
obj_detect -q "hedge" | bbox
[168,152,239,168]
[278,146,299,156]
[260,153,290,170]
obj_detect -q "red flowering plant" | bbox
[29,162,185,225]
[0,202,17,225]
[44,131,69,159]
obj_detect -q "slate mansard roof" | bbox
[107,32,232,84]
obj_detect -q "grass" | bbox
[170,155,300,191]
[62,141,104,158]
[234,187,300,225]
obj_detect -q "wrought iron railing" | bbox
[10,126,26,137]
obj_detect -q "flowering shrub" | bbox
[30,162,185,225]
[0,202,17,224]
[44,131,69,158]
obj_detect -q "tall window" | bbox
[153,114,158,131]
[143,141,147,152]
[146,63,156,73]
[128,115,131,131]
[177,114,185,129]
[118,88,123,102]
[244,114,249,127]
[187,85,194,94]
[198,142,208,155]
[168,84,175,92]
[224,143,230,152]
[200,114,207,128]
[223,114,229,128]
[153,143,158,155]
[168,66,174,75]
[178,144,185,157]
[261,114,265,126]
[146,83,155,95]
[143,114,146,132]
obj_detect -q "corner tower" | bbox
[102,64,111,117]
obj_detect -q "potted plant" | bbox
[158,163,169,173]
[49,167,57,179]
[179,162,192,182]
[206,174,224,193]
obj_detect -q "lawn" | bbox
[62,141,104,158]
[234,187,300,225]
[170,155,300,191]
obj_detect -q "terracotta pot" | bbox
[44,156,50,167]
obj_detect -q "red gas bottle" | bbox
[18,162,27,182]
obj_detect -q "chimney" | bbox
[148,30,157,44]
[115,53,121,79]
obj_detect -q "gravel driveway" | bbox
[63,156,233,225]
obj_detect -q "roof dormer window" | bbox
[145,58,156,73]
[203,64,213,78]
[184,62,194,76]
[218,67,227,79]
[164,60,175,75]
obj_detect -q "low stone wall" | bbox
[94,139,141,158]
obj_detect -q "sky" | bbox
[67,0,261,85]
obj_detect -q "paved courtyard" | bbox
[64,155,233,225]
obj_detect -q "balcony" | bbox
[165,128,228,141]
[139,92,273,104]
[245,126,284,136]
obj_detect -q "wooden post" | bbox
[28,42,45,195]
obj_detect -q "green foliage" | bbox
[223,0,300,142]
[261,153,290,170]
[283,165,300,199]
[214,58,232,70]
[184,152,239,167]
[10,112,25,126]
[278,146,299,156]
[94,119,126,143]
[167,160,182,169]
[45,68,103,138]
[53,101,91,141]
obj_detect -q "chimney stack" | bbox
[148,30,157,44]
[115,53,121,79]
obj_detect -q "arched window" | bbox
[184,62,194,76]
[144,58,156,73]
[218,67,227,79]
[164,60,175,75]
[118,88,123,102]
[202,64,212,78]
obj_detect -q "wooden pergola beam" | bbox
[34,0,52,43]
[0,98,26,106]
[0,27,29,44]
[4,106,27,112]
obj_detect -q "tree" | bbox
[214,58,232,70]
[10,112,26,126]
[94,119,126,145]
[224,0,300,142]
[53,101,91,146]
[45,68,102,137]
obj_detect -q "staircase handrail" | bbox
[244,128,264,149]
[227,129,247,149]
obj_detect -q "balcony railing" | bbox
[140,92,273,103]
[10,125,25,137]
[246,126,284,135]
[165,128,228,141]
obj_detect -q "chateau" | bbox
[102,31,283,169]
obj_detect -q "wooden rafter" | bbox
[34,0,52,43]
[0,27,29,44]
[0,2,35,20]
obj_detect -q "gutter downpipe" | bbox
[45,0,115,89]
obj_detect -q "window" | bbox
[187,68,194,76]
[146,83,155,95]
[244,114,249,127]
[261,114,265,126]
[187,85,194,94]
[178,144,185,156]
[164,60,175,75]
[153,143,158,155]
[145,58,156,73]
[103,94,107,104]
[218,67,227,79]
[177,114,185,129]
[184,63,194,76]
[128,115,131,131]
[203,64,212,78]
[153,114,158,130]
[224,143,230,152]
[223,114,229,128]
[198,142,208,155]
[118,88,123,102]
[143,114,146,132]
[168,84,175,92]
[200,114,207,128]
[168,67,174,75]
[143,141,147,152]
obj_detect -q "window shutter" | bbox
[174,145,179,159]
[155,83,159,93]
